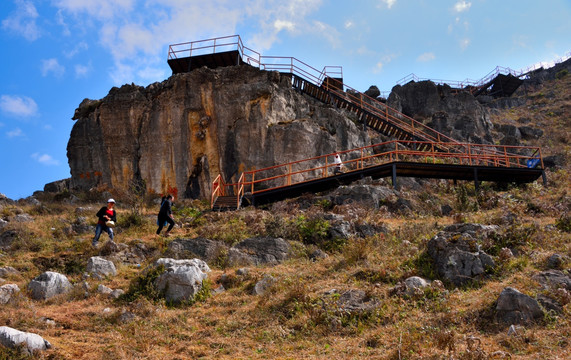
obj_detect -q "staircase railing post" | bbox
[504,146,509,167]
[288,164,292,186]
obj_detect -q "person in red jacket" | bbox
[92,199,117,247]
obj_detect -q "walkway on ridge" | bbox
[165,35,545,210]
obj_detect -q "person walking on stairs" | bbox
[333,153,343,175]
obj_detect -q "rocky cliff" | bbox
[387,81,494,144]
[67,65,368,199]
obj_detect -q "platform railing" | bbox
[211,140,543,206]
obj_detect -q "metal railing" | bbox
[168,35,262,67]
[211,140,543,206]
[396,51,571,91]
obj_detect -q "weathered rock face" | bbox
[387,81,494,143]
[68,65,368,199]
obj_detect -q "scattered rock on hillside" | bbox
[325,184,397,209]
[0,284,20,304]
[165,237,227,262]
[228,237,291,266]
[532,270,571,290]
[27,271,73,300]
[536,294,563,314]
[390,276,432,297]
[252,274,276,296]
[0,193,14,205]
[152,258,210,304]
[0,326,52,354]
[495,287,544,325]
[43,178,70,193]
[0,230,18,251]
[518,126,543,140]
[86,256,117,277]
[543,154,566,169]
[426,224,497,286]
[8,213,33,223]
[547,254,564,269]
[72,216,93,234]
[336,289,378,313]
[0,267,19,279]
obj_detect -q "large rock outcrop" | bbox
[387,81,494,143]
[67,65,368,199]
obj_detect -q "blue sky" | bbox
[0,0,569,200]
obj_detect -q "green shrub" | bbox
[121,264,165,302]
[295,215,330,245]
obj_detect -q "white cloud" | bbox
[54,0,329,85]
[137,66,167,82]
[454,1,471,13]
[56,9,71,36]
[379,0,397,9]
[460,38,470,50]
[344,20,353,30]
[52,0,135,21]
[274,20,295,32]
[64,41,89,58]
[417,52,435,62]
[0,95,38,117]
[1,0,41,41]
[31,153,60,166]
[7,128,24,138]
[75,63,92,78]
[373,54,397,74]
[41,58,65,77]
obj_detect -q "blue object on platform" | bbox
[527,158,540,168]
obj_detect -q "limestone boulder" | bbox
[532,270,571,290]
[0,284,20,304]
[165,237,228,262]
[252,274,276,296]
[495,287,544,325]
[426,224,497,286]
[153,258,210,304]
[86,256,117,277]
[228,237,291,266]
[0,326,51,354]
[27,271,73,300]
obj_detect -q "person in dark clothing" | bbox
[92,198,117,247]
[156,195,175,237]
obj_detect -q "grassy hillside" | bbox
[0,74,569,360]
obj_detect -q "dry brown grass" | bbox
[1,76,570,359]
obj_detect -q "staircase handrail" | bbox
[210,174,225,209]
[168,35,262,68]
[239,140,543,195]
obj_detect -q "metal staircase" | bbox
[165,36,546,210]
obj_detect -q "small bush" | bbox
[121,264,165,302]
[295,215,330,245]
